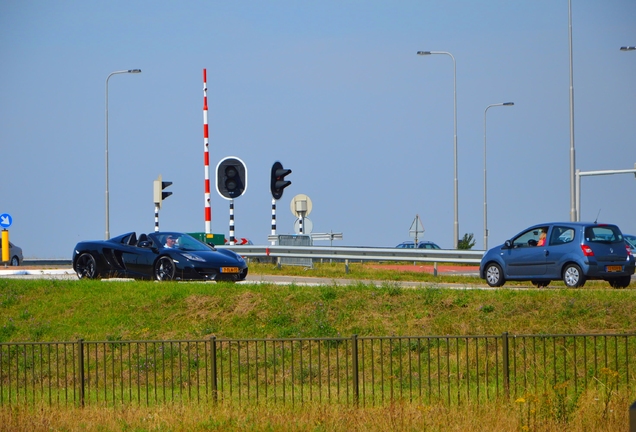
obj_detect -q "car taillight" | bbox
[580,244,594,257]
[626,244,632,257]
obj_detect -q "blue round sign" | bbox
[0,213,12,228]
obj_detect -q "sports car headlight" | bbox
[181,252,206,262]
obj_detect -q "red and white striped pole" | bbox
[203,69,211,234]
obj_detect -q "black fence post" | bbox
[77,339,85,408]
[211,336,218,404]
[502,332,510,400]
[352,334,359,405]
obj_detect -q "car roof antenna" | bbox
[594,209,601,224]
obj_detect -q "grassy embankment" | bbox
[0,262,634,431]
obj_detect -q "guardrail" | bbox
[217,245,484,273]
[24,246,485,271]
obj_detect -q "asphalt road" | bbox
[0,265,485,288]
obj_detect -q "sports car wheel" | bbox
[75,253,97,279]
[154,256,175,281]
[485,263,505,287]
[608,276,631,289]
[10,256,19,266]
[563,264,585,288]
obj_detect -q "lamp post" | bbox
[105,69,141,240]
[620,46,636,51]
[483,102,514,250]
[417,50,459,248]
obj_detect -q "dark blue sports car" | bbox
[73,231,248,282]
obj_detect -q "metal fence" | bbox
[1,333,634,407]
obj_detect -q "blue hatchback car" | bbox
[480,222,635,288]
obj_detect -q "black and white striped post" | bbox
[154,204,160,232]
[229,199,235,245]
[270,198,277,245]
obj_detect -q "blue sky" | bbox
[1,1,635,258]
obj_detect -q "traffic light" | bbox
[153,174,172,208]
[216,156,247,199]
[270,161,292,200]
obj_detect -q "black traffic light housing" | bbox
[216,156,247,199]
[153,174,172,209]
[270,161,292,200]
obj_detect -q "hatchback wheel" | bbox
[563,264,586,288]
[10,256,19,266]
[485,263,505,287]
[154,256,175,281]
[608,276,631,289]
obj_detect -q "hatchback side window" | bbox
[513,227,548,248]
[549,226,574,245]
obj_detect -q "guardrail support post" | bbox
[433,262,438,276]
[345,259,349,274]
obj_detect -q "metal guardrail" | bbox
[23,246,484,268]
[218,245,485,265]
[0,333,633,407]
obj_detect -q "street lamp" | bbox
[105,69,141,239]
[620,46,636,51]
[417,50,459,248]
[483,102,514,250]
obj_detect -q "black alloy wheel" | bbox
[75,253,97,279]
[154,256,176,281]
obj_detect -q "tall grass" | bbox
[0,390,631,431]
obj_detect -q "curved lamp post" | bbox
[483,102,514,250]
[105,69,141,239]
[620,46,636,51]
[417,50,459,248]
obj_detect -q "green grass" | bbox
[0,262,634,342]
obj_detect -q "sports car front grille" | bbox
[193,268,218,280]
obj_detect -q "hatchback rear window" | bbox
[584,225,624,244]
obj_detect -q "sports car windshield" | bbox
[152,233,214,252]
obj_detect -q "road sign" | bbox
[409,214,424,238]
[290,194,312,217]
[0,213,12,229]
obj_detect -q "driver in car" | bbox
[164,235,177,248]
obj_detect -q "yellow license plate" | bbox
[221,267,239,273]
[606,265,622,272]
